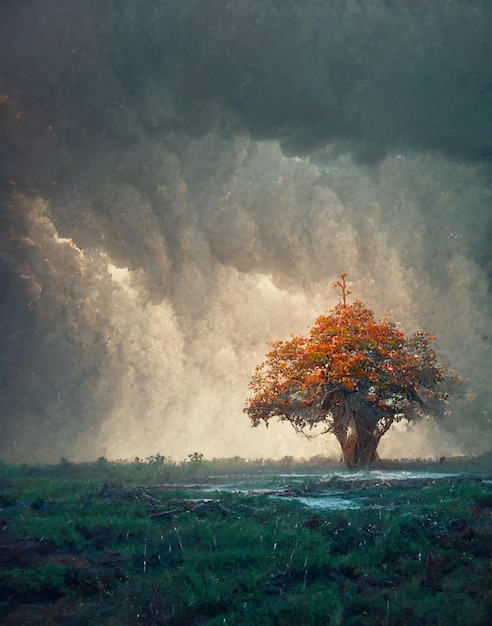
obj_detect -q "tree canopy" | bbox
[244,275,455,467]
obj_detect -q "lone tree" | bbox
[244,275,455,467]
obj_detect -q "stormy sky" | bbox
[0,0,491,463]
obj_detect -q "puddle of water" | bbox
[198,469,467,510]
[295,496,361,510]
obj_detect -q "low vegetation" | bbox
[0,455,491,625]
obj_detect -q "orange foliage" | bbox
[244,289,450,451]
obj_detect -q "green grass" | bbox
[0,458,491,624]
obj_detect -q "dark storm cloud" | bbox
[98,0,492,161]
[2,0,492,167]
[157,0,492,161]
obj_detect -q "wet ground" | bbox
[1,457,491,624]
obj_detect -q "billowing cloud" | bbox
[0,1,491,462]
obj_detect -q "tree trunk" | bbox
[333,407,382,468]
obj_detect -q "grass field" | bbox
[0,455,491,625]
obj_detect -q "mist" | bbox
[0,0,491,463]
